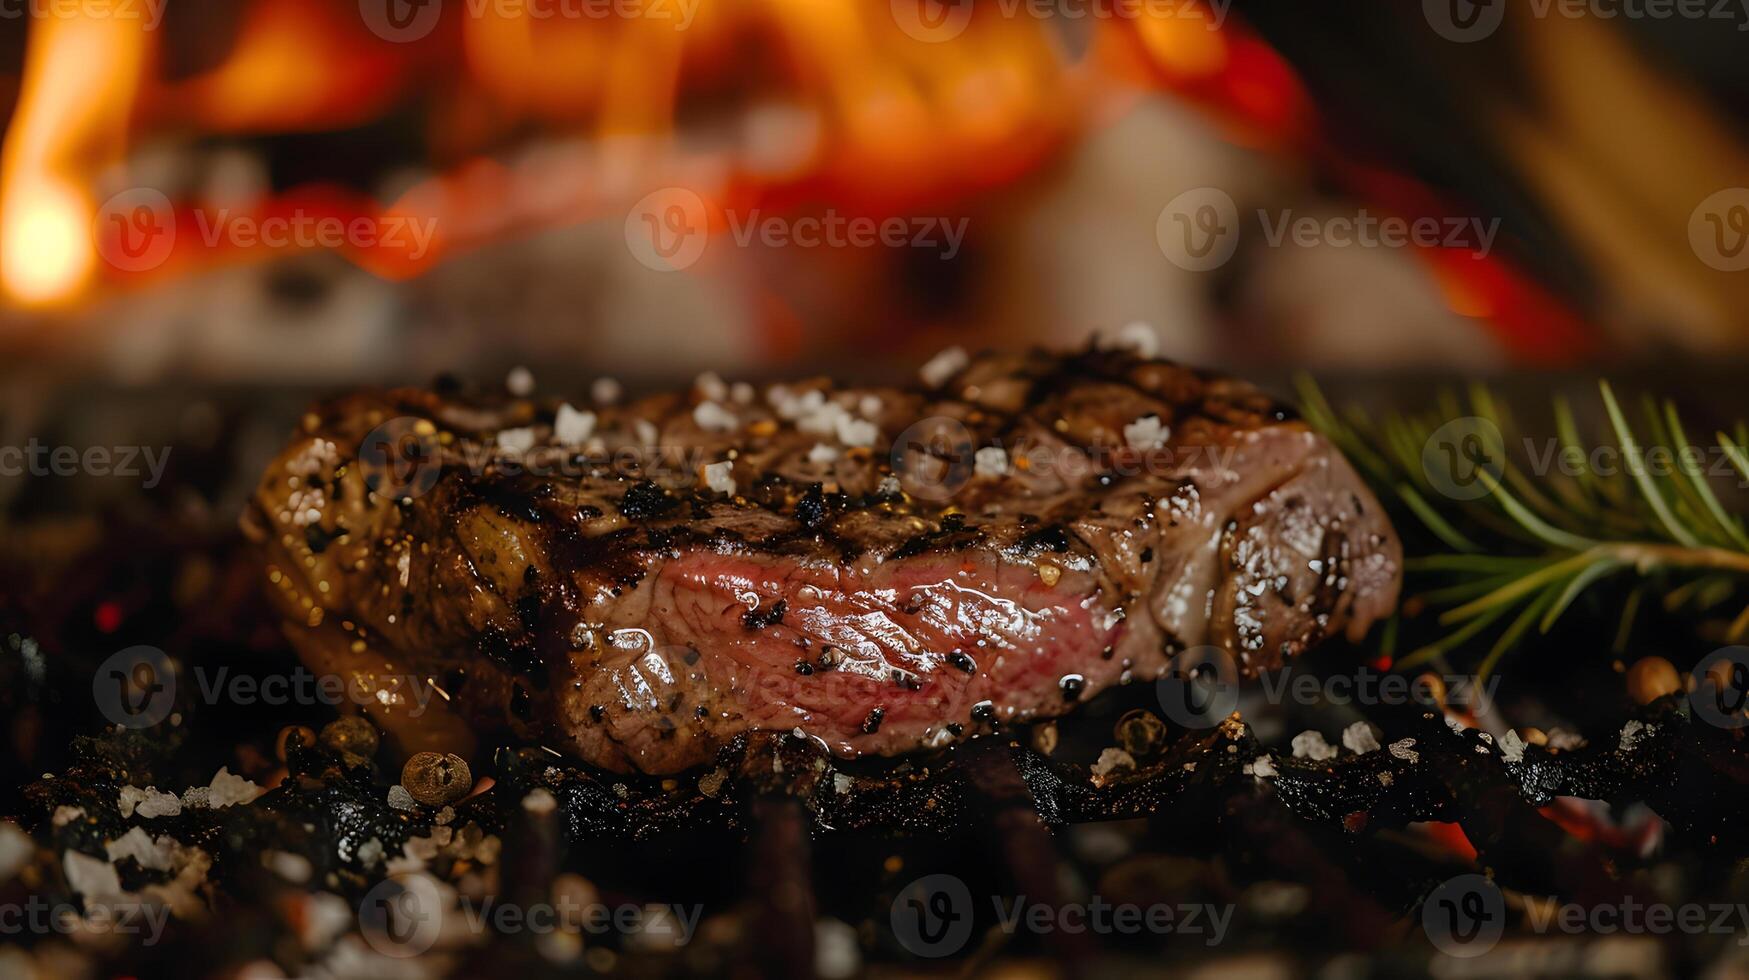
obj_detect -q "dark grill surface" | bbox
[2,379,1748,979]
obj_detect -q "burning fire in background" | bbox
[0,0,1243,304]
[0,1,1742,373]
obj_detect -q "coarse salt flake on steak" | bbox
[244,347,1401,774]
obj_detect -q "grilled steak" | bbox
[244,347,1401,774]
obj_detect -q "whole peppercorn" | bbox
[276,725,317,763]
[320,716,380,758]
[1626,656,1681,705]
[402,752,473,806]
[1113,709,1167,757]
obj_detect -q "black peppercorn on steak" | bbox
[244,347,1401,774]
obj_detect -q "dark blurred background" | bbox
[0,0,1747,535]
[0,0,1746,389]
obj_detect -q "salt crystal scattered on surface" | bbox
[703,460,736,495]
[1123,414,1170,450]
[1618,719,1654,753]
[1291,730,1338,761]
[0,822,32,882]
[496,427,537,454]
[1092,747,1137,779]
[974,446,1009,476]
[919,346,968,388]
[202,768,263,809]
[836,416,877,448]
[1106,321,1160,359]
[119,786,182,819]
[693,401,739,433]
[387,785,418,811]
[63,850,122,901]
[694,371,729,403]
[1342,721,1381,755]
[105,827,177,872]
[1500,729,1526,763]
[554,404,596,445]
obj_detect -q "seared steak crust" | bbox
[245,348,1401,774]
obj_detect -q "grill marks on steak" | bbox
[245,348,1401,774]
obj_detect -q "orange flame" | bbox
[0,15,150,307]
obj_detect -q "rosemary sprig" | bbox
[1297,377,1749,679]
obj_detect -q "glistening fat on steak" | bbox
[244,348,1401,774]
